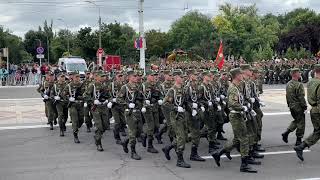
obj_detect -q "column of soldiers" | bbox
[37,64,267,173]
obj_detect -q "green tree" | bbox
[145,29,169,59]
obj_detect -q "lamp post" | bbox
[57,18,70,54]
[85,0,102,66]
[35,39,42,65]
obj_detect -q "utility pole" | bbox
[85,0,102,67]
[47,36,50,64]
[138,0,146,73]
[57,18,70,54]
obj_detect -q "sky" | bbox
[0,0,320,38]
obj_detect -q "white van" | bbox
[58,56,88,75]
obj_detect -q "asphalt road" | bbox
[0,85,319,180]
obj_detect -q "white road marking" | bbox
[0,98,41,101]
[201,150,311,159]
[297,178,320,180]
[0,85,38,89]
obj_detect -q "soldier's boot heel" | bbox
[60,128,64,137]
[121,139,129,153]
[211,149,231,167]
[162,144,174,160]
[73,132,80,143]
[113,128,122,145]
[96,138,104,152]
[147,137,159,153]
[250,150,264,159]
[294,142,308,161]
[295,137,302,146]
[54,119,57,125]
[130,144,141,160]
[281,130,291,143]
[253,143,265,152]
[247,156,261,165]
[49,122,54,130]
[176,152,191,168]
[190,145,205,162]
[240,157,258,173]
[141,134,147,147]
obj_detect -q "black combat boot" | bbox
[60,127,64,137]
[121,139,129,153]
[130,144,141,160]
[190,144,205,162]
[95,138,104,152]
[113,130,122,145]
[141,134,147,147]
[176,152,191,168]
[295,137,302,146]
[250,149,264,159]
[147,137,159,153]
[281,129,291,143]
[54,119,57,125]
[247,156,261,165]
[155,127,165,144]
[63,123,66,132]
[162,144,174,160]
[294,142,308,161]
[217,132,227,141]
[240,157,258,173]
[208,141,220,154]
[211,149,232,167]
[73,132,80,143]
[49,122,54,130]
[253,143,265,152]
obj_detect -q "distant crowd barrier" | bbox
[0,73,42,86]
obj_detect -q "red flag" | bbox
[214,40,225,70]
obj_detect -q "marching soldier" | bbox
[118,70,144,160]
[185,69,206,162]
[83,71,111,151]
[83,71,93,132]
[162,70,191,168]
[198,70,220,154]
[50,73,68,136]
[294,64,320,161]
[282,68,307,146]
[37,72,56,130]
[109,71,126,145]
[140,71,161,153]
[62,73,85,143]
[212,68,257,173]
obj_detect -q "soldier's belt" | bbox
[230,110,243,114]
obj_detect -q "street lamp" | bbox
[57,18,70,54]
[85,0,102,66]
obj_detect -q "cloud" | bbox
[0,0,319,38]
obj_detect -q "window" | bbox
[66,63,87,72]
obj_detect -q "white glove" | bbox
[129,103,135,109]
[260,101,266,107]
[69,97,75,102]
[215,97,220,102]
[177,106,184,112]
[43,95,49,99]
[220,94,225,100]
[250,98,255,103]
[250,110,257,117]
[201,106,205,112]
[242,106,248,112]
[217,105,222,111]
[94,99,101,105]
[247,103,251,108]
[107,102,113,109]
[112,98,117,103]
[222,101,226,105]
[54,96,60,101]
[208,101,213,106]
[145,100,151,105]
[84,103,88,108]
[141,107,147,113]
[158,100,163,105]
[192,109,197,116]
[192,103,198,109]
[103,100,109,105]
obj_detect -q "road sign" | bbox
[36,54,44,59]
[97,48,104,55]
[36,47,44,54]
